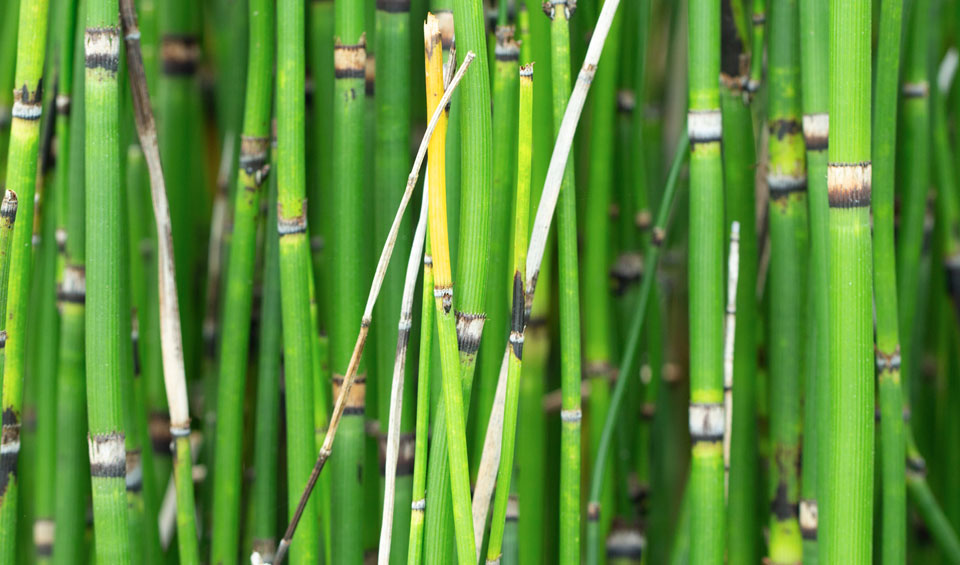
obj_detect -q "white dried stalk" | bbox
[471,350,509,559]
[377,179,430,565]
[723,221,741,499]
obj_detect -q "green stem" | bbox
[687,0,725,559]
[486,63,532,565]
[822,0,873,560]
[277,0,319,561]
[585,133,689,565]
[84,2,131,561]
[209,0,274,558]
[330,0,366,562]
[872,0,906,560]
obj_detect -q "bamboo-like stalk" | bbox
[406,201,434,565]
[157,0,203,381]
[422,0,494,551]
[423,18,476,564]
[584,132,689,565]
[83,4,132,562]
[582,3,622,557]
[515,5,550,562]
[378,187,429,565]
[373,0,414,560]
[275,0,321,561]
[52,11,87,559]
[473,25,519,472]
[0,0,18,183]
[896,0,929,438]
[271,51,477,565]
[822,0,874,560]
[0,0,52,559]
[798,0,828,557]
[544,2,583,562]
[250,131,281,564]
[719,1,760,560]
[746,0,766,93]
[118,1,201,562]
[209,0,274,558]
[687,0,725,560]
[871,0,906,560]
[721,221,740,497]
[765,0,807,559]
[329,1,367,561]
[485,63,532,565]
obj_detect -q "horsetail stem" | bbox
[584,132,689,565]
[872,0,907,560]
[373,0,414,559]
[719,0,760,560]
[822,0,874,559]
[545,1,583,561]
[687,0,726,559]
[209,0,274,556]
[485,63,532,565]
[473,24,518,477]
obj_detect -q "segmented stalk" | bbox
[277,0,320,561]
[719,0,760,561]
[52,14,87,558]
[687,0,725,559]
[798,0,828,556]
[373,0,414,559]
[765,0,807,559]
[584,133,689,565]
[0,0,51,558]
[822,0,874,560]
[544,3,582,563]
[473,25,519,474]
[746,0,765,93]
[83,6,132,562]
[423,18,476,565]
[209,0,274,557]
[485,63,532,565]
[872,0,906,560]
[422,0,493,552]
[250,135,281,564]
[406,232,434,565]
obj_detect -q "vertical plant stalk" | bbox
[719,0,760,560]
[276,0,321,561]
[0,0,51,559]
[0,0,18,183]
[329,1,366,560]
[746,0,766,93]
[271,51,476,565]
[208,0,274,557]
[544,1,583,562]
[582,4,622,556]
[423,17,476,565]
[53,16,88,560]
[687,0,726,560]
[118,1,201,562]
[407,201,434,565]
[766,0,808,559]
[822,0,874,560]
[485,63,532,565]
[872,0,906,560]
[799,0,829,556]
[83,10,132,564]
[473,25,519,472]
[722,221,740,497]
[373,0,413,560]
[583,132,689,565]
[377,188,429,565]
[422,0,494,550]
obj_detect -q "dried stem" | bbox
[723,221,741,498]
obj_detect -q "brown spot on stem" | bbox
[828,162,871,208]
[769,118,801,141]
[333,373,367,413]
[494,26,519,61]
